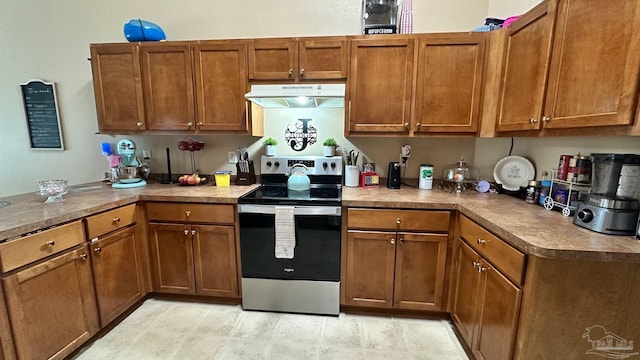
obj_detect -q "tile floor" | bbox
[72,298,469,360]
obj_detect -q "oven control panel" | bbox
[261,155,342,175]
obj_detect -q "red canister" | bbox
[557,155,572,180]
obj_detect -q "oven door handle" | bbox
[238,204,341,216]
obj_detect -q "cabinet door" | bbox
[298,38,348,80]
[393,233,448,311]
[90,226,145,326]
[495,1,557,132]
[194,42,249,132]
[148,223,195,294]
[414,34,486,134]
[474,260,522,360]
[451,239,482,345]
[140,43,196,131]
[542,0,640,129]
[348,39,414,134]
[90,43,146,131]
[344,230,396,308]
[192,225,238,297]
[248,39,296,80]
[3,246,99,360]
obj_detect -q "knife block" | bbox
[235,161,256,185]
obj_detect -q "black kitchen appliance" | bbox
[238,155,343,315]
[387,162,401,189]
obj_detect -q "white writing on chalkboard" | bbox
[20,79,64,150]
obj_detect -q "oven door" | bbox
[238,204,341,282]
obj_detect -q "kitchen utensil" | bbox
[287,164,311,191]
[387,162,401,189]
[493,156,535,191]
[38,179,68,203]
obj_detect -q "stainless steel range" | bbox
[238,155,343,315]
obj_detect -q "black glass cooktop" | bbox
[238,184,341,206]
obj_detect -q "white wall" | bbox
[1,0,638,197]
[0,0,488,197]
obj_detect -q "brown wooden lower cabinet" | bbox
[344,230,448,311]
[149,223,238,297]
[90,225,147,326]
[451,239,521,360]
[2,246,99,360]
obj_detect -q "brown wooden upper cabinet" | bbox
[347,33,487,136]
[90,43,146,131]
[348,38,415,134]
[193,41,249,132]
[140,42,196,131]
[496,0,640,132]
[414,33,486,134]
[248,37,348,81]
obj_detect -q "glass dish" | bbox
[38,179,68,203]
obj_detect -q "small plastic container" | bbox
[214,171,231,186]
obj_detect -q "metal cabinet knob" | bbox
[112,217,120,223]
[477,238,486,244]
[80,254,88,260]
[529,118,537,124]
[185,210,191,217]
[45,240,55,247]
[390,238,396,245]
[197,122,203,126]
[542,116,550,125]
[288,69,294,76]
[187,122,194,127]
[94,247,102,253]
[404,122,409,128]
[299,69,304,77]
[472,261,479,268]
[184,229,189,235]
[416,123,422,130]
[396,218,401,224]
[191,229,196,236]
[478,265,488,273]
[136,122,144,127]
[399,237,404,243]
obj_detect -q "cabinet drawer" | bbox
[147,202,235,224]
[85,204,137,239]
[347,208,450,232]
[459,215,525,285]
[0,220,85,273]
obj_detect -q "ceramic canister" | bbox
[419,164,434,190]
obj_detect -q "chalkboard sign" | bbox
[20,79,64,150]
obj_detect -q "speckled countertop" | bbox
[342,187,640,262]
[0,182,259,241]
[1,182,639,262]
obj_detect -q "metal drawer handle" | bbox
[396,218,401,224]
[477,238,487,244]
[94,247,102,253]
[113,217,121,223]
[185,210,191,217]
[45,240,55,247]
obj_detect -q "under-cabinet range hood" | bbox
[244,84,345,108]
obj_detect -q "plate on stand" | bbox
[493,156,535,191]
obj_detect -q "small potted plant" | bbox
[264,137,278,156]
[323,138,337,157]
